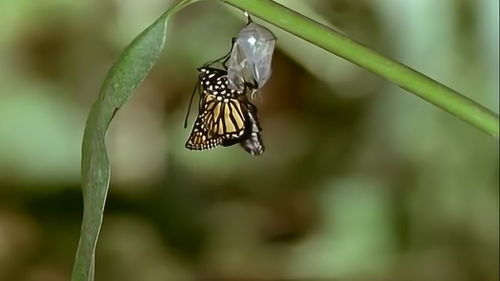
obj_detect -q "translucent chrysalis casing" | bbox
[226,22,276,92]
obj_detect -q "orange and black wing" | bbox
[202,93,248,142]
[185,109,223,150]
[185,66,264,153]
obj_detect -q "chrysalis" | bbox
[226,17,276,92]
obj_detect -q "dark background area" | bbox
[0,0,498,280]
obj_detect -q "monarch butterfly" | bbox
[184,66,264,155]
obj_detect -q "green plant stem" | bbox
[71,1,199,281]
[223,0,499,137]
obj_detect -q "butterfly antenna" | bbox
[184,79,199,128]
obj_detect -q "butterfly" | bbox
[184,66,264,155]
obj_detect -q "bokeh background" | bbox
[0,0,498,280]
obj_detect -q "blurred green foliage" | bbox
[0,0,498,281]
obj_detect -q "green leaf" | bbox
[71,1,198,281]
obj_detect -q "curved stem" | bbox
[223,0,499,137]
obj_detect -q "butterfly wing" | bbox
[199,71,250,145]
[202,93,248,140]
[185,94,224,150]
[186,92,255,151]
[185,112,223,150]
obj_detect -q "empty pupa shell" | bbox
[227,22,276,92]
